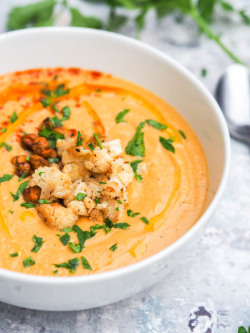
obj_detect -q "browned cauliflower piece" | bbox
[37,203,78,229]
[68,200,88,216]
[84,148,113,173]
[110,158,134,187]
[29,166,71,201]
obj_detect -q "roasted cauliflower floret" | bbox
[84,148,113,173]
[102,139,123,158]
[62,163,86,182]
[68,200,88,216]
[102,199,123,221]
[110,158,134,187]
[29,166,71,201]
[37,203,78,229]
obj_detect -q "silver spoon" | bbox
[215,64,250,145]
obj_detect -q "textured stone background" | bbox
[0,1,250,332]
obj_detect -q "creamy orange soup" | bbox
[0,68,208,276]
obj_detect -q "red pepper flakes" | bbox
[90,71,102,79]
[68,68,80,75]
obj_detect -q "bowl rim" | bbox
[0,26,231,284]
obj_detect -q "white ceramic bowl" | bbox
[0,27,230,311]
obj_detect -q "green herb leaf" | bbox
[73,225,95,247]
[9,210,14,214]
[10,252,18,257]
[38,126,64,149]
[99,181,106,184]
[110,243,117,252]
[88,143,94,151]
[117,199,122,204]
[94,132,103,149]
[31,235,44,253]
[53,270,58,274]
[115,109,130,123]
[140,216,149,224]
[159,136,175,153]
[61,227,72,233]
[70,7,103,29]
[104,218,113,229]
[61,106,71,121]
[68,242,83,253]
[26,156,31,161]
[53,84,70,98]
[1,128,6,133]
[60,233,70,246]
[238,327,249,333]
[21,202,36,209]
[7,0,56,31]
[55,258,80,274]
[23,256,35,268]
[0,174,13,183]
[81,256,92,270]
[10,180,29,202]
[75,192,86,201]
[50,116,63,128]
[146,119,167,130]
[130,159,143,182]
[178,130,186,139]
[76,131,83,147]
[48,157,60,164]
[19,172,27,181]
[0,142,12,151]
[127,209,140,217]
[114,223,130,230]
[38,199,50,204]
[125,121,145,157]
[95,197,100,204]
[10,111,18,123]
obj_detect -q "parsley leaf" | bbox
[146,119,167,130]
[125,121,145,157]
[178,130,187,139]
[38,199,50,204]
[68,242,83,253]
[140,216,149,224]
[10,252,18,257]
[61,227,72,233]
[55,258,80,274]
[10,180,29,201]
[110,243,117,252]
[238,327,250,333]
[95,197,100,204]
[60,233,70,246]
[23,256,35,268]
[89,142,95,151]
[130,159,143,182]
[48,157,60,164]
[53,84,70,98]
[38,126,64,149]
[115,109,130,123]
[127,209,140,217]
[1,128,6,133]
[0,142,12,151]
[31,235,44,253]
[73,225,95,248]
[21,202,36,209]
[81,256,92,270]
[10,111,18,123]
[76,131,83,147]
[75,192,86,201]
[201,68,207,77]
[70,7,103,29]
[114,223,130,230]
[94,133,103,149]
[61,106,71,121]
[0,174,13,183]
[159,136,175,153]
[19,172,27,181]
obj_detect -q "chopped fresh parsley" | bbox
[99,182,106,184]
[81,256,92,270]
[104,218,113,229]
[94,132,103,149]
[76,131,83,147]
[38,171,44,176]
[61,227,72,233]
[23,256,35,268]
[178,130,186,139]
[127,209,140,217]
[201,68,207,77]
[0,174,13,183]
[60,233,70,246]
[10,252,18,257]
[75,192,86,201]
[21,202,36,209]
[61,105,71,121]
[68,242,83,253]
[9,210,14,214]
[54,258,80,274]
[73,225,95,247]
[130,159,143,182]
[146,119,167,130]
[39,126,64,149]
[115,109,130,123]
[48,157,60,164]
[0,142,12,151]
[10,111,18,123]
[53,84,70,98]
[50,116,62,128]
[53,270,58,275]
[31,235,44,253]
[159,136,175,153]
[115,207,119,211]
[114,223,130,230]
[95,197,100,204]
[238,327,250,333]
[125,121,145,157]
[38,199,50,204]
[140,216,149,224]
[19,172,27,181]
[10,180,29,201]
[26,156,30,161]
[110,243,117,252]
[88,143,94,151]
[51,101,60,113]
[40,96,51,108]
[1,127,6,133]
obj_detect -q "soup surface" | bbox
[0,68,208,276]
